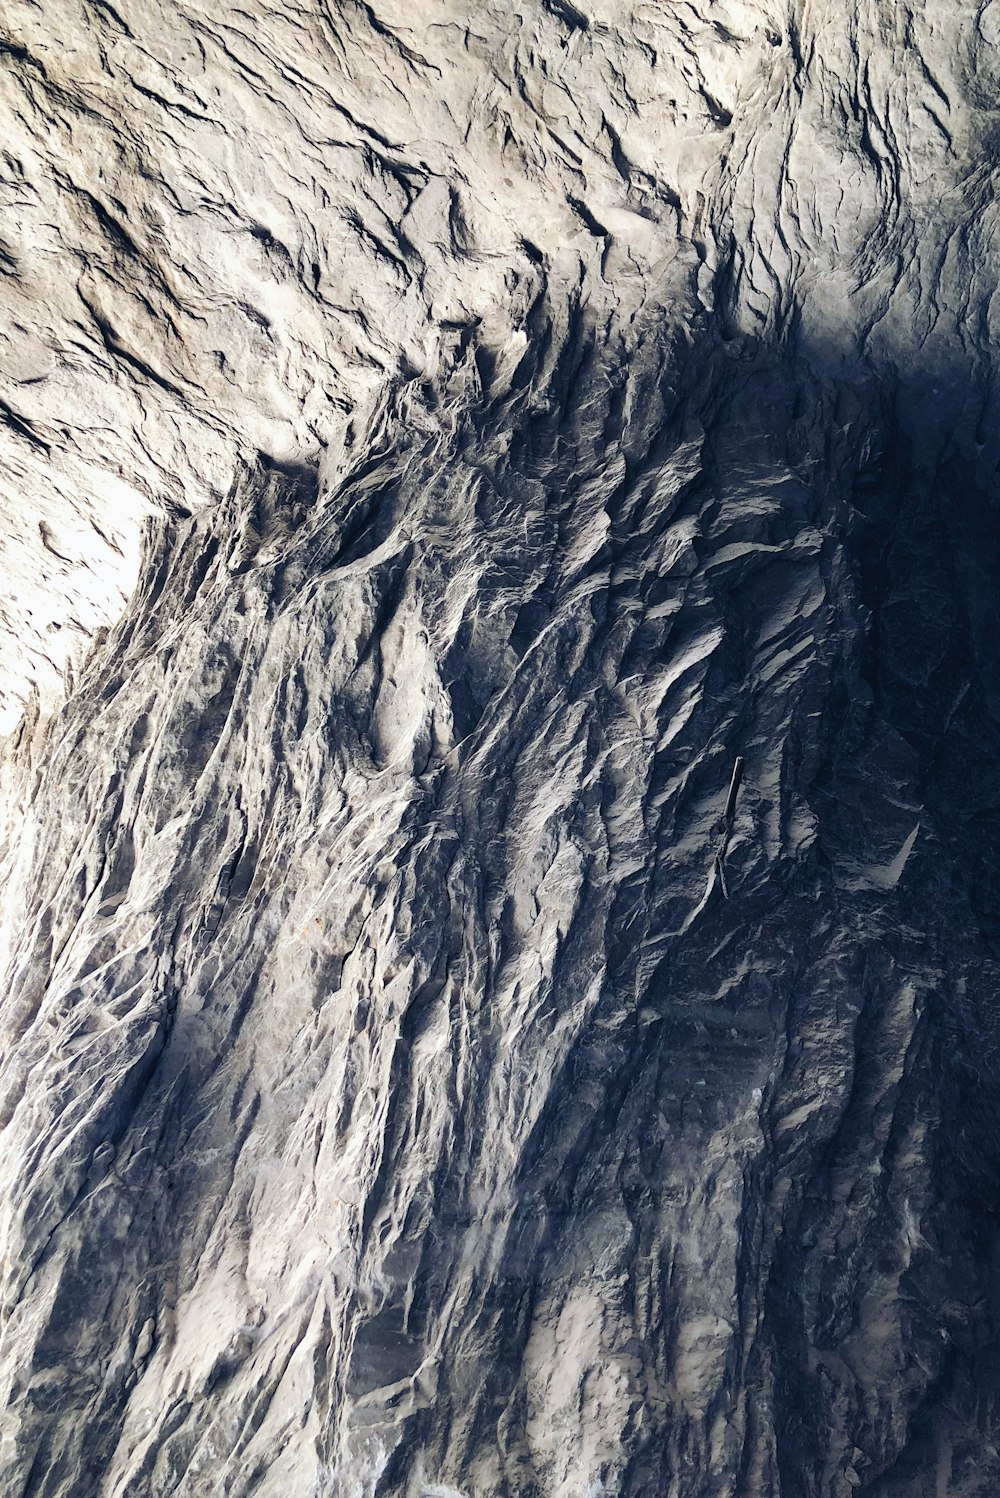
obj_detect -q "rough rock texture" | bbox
[3,1,1000,1494]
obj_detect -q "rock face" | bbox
[3,1,1000,1494]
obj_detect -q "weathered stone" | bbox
[2,3,1000,1495]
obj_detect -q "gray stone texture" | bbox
[2,2,1000,1494]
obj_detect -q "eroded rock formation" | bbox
[3,2,1000,1494]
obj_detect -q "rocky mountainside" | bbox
[3,1,1000,1494]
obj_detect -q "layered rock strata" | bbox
[2,2,1000,1494]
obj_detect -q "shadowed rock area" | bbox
[3,2,1000,1494]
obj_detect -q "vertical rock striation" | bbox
[3,2,1000,1494]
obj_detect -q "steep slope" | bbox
[3,3,1000,1495]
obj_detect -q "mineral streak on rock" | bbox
[2,1,1000,1494]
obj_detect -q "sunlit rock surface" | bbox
[3,2,1000,1494]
